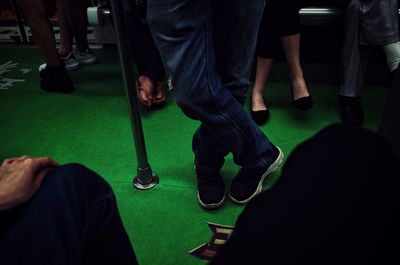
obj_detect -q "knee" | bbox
[55,163,93,178]
[175,97,202,120]
[43,163,110,194]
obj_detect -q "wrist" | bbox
[0,188,22,212]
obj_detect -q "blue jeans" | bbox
[147,0,275,172]
[0,164,138,265]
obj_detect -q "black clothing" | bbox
[210,124,400,265]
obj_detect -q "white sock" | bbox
[383,42,400,72]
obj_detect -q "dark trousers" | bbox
[256,0,301,59]
[210,124,400,265]
[0,164,138,265]
[379,67,400,159]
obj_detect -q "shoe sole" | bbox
[76,57,97,65]
[65,62,80,71]
[197,191,226,210]
[229,146,284,204]
[38,62,80,72]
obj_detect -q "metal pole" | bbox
[109,0,158,189]
[10,0,29,44]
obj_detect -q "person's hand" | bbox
[0,156,59,212]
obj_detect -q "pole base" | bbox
[133,174,159,190]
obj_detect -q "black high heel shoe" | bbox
[291,85,313,111]
[251,97,270,125]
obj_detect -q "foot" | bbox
[73,47,97,65]
[291,77,310,100]
[196,169,226,210]
[136,76,154,108]
[60,50,80,71]
[339,95,363,126]
[38,50,80,72]
[153,82,166,106]
[251,92,270,125]
[229,145,283,204]
[40,62,74,93]
[291,77,313,110]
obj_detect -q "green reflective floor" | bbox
[0,47,387,265]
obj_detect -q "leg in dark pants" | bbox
[210,124,400,264]
[379,67,400,159]
[0,164,138,265]
[147,0,273,172]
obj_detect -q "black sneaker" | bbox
[40,63,74,93]
[229,145,283,204]
[196,169,226,210]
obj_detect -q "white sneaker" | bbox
[73,47,97,65]
[61,51,80,70]
[38,63,47,72]
[38,51,80,72]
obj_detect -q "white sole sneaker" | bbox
[73,47,97,65]
[229,146,284,204]
[197,191,226,210]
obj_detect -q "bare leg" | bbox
[251,57,274,111]
[57,0,73,56]
[281,33,310,101]
[18,0,59,66]
[60,0,89,53]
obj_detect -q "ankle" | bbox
[58,48,72,58]
[76,45,89,53]
[339,95,361,104]
[291,77,309,94]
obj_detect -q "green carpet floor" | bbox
[0,47,388,265]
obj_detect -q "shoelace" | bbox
[235,168,265,184]
[197,171,223,185]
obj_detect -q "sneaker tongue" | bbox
[197,171,222,184]
[78,49,89,56]
[237,168,265,181]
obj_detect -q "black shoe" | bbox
[251,109,270,125]
[293,96,313,110]
[196,169,226,210]
[291,84,313,110]
[339,95,363,126]
[40,63,74,93]
[250,97,269,125]
[229,145,283,204]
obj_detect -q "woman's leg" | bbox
[281,33,310,101]
[18,0,59,66]
[60,0,89,53]
[249,2,279,124]
[251,57,274,112]
[57,0,73,56]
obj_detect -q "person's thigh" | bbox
[0,164,137,265]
